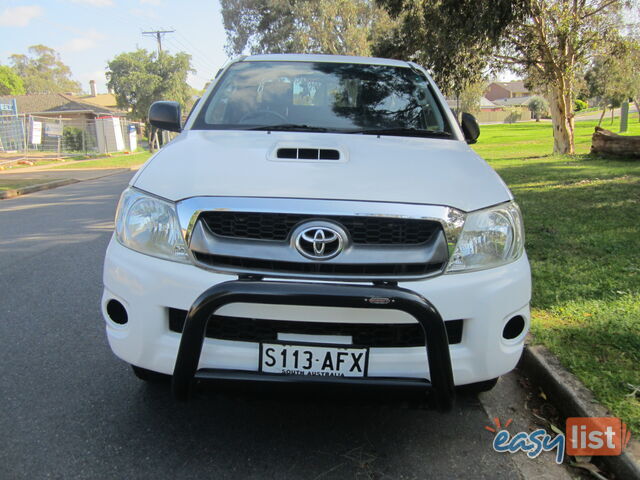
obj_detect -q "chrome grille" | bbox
[200,212,440,245]
[176,197,465,281]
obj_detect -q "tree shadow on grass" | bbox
[498,163,640,309]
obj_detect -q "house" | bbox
[445,96,500,112]
[444,96,526,123]
[485,81,530,102]
[69,93,120,111]
[492,95,536,107]
[0,92,125,121]
[68,80,121,111]
[0,84,130,154]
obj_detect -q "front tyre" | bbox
[457,377,499,395]
[131,365,170,383]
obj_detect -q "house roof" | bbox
[479,96,497,108]
[0,93,125,116]
[444,96,498,109]
[69,93,118,109]
[493,80,528,93]
[492,95,536,106]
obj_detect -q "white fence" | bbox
[0,114,139,165]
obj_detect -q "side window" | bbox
[205,83,234,124]
[185,97,200,123]
[419,86,445,131]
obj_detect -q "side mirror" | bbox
[461,112,480,144]
[149,101,182,132]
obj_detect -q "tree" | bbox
[0,66,25,95]
[9,45,81,94]
[106,49,194,122]
[457,80,487,118]
[499,0,630,154]
[374,1,528,100]
[377,0,636,155]
[220,0,393,56]
[585,39,640,124]
[528,96,549,121]
[293,0,389,55]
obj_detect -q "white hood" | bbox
[133,130,511,212]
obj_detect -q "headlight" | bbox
[115,187,189,263]
[446,201,524,273]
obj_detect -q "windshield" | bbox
[192,61,452,137]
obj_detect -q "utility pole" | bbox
[142,29,175,55]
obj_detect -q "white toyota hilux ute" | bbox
[103,54,531,410]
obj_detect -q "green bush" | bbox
[62,126,84,152]
[528,96,549,121]
[574,99,588,111]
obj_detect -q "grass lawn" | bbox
[0,178,65,192]
[472,117,640,431]
[51,151,152,170]
[1,159,63,170]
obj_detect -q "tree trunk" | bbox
[635,100,640,122]
[598,107,606,127]
[611,107,614,125]
[149,126,158,153]
[591,127,640,158]
[548,86,575,155]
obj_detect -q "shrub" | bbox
[528,96,549,121]
[62,126,84,152]
[575,99,588,111]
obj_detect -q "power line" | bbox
[173,29,220,69]
[167,35,217,73]
[142,29,175,54]
[163,36,217,78]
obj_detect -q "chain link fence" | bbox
[0,114,140,166]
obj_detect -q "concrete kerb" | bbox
[0,179,79,199]
[0,168,136,200]
[520,344,640,479]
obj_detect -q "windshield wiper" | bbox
[348,128,452,138]
[247,124,330,132]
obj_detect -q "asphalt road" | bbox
[0,173,557,479]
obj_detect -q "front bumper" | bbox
[173,280,455,410]
[102,238,531,391]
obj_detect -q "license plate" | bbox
[260,343,368,377]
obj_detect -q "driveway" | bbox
[0,173,571,479]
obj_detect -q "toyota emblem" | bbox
[294,224,345,260]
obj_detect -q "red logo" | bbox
[566,417,631,456]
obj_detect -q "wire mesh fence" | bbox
[0,114,140,166]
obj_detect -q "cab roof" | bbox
[241,53,411,68]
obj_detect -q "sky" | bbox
[0,0,525,96]
[0,0,230,93]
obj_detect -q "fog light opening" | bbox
[107,299,128,325]
[502,315,525,340]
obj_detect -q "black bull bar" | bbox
[172,280,456,411]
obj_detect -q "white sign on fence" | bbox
[45,122,63,137]
[31,121,42,145]
[128,124,137,151]
[96,116,126,153]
